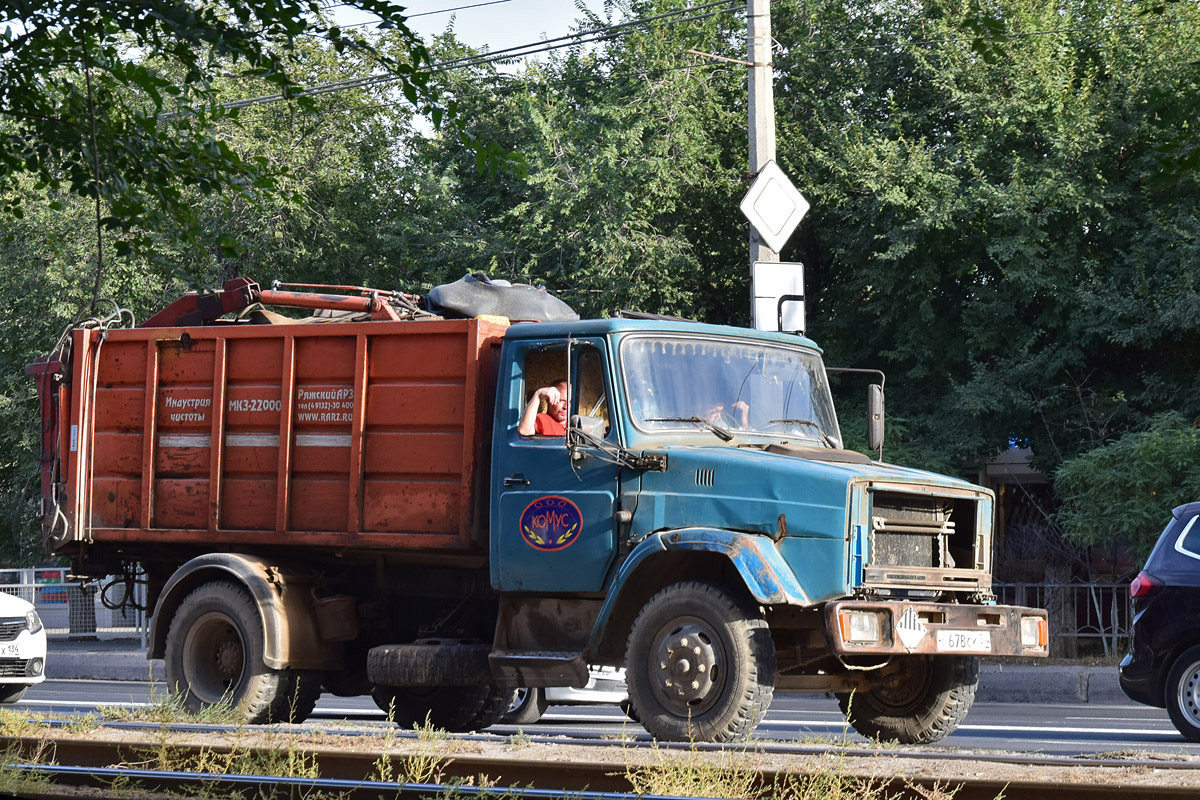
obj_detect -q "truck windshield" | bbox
[620,335,842,447]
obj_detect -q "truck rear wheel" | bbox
[837,654,978,744]
[625,581,776,743]
[371,684,511,731]
[165,581,321,724]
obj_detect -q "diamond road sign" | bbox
[739,160,809,253]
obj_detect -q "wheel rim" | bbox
[182,611,246,704]
[1177,660,1200,728]
[507,688,530,715]
[649,618,726,717]
[868,657,935,715]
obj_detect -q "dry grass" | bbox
[622,738,975,800]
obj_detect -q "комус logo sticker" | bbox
[519,495,583,551]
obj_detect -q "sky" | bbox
[338,0,609,55]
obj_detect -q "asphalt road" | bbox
[10,678,1198,759]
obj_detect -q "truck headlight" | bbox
[1020,615,1047,650]
[25,610,42,635]
[838,609,888,645]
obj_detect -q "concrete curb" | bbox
[46,639,164,682]
[976,664,1126,705]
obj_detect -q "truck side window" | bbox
[576,349,610,435]
[520,349,568,439]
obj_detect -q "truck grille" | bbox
[863,487,987,592]
[871,495,954,568]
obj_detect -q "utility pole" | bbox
[747,0,777,327]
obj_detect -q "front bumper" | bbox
[824,600,1049,657]
[0,629,47,685]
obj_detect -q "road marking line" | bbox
[18,699,150,708]
[961,723,1181,735]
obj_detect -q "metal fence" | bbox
[995,581,1131,658]
[0,568,146,641]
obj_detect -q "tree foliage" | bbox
[776,0,1200,471]
[2,0,1200,564]
[0,0,445,263]
[1055,414,1200,559]
[378,5,752,320]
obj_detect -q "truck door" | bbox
[491,337,619,593]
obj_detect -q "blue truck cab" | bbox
[486,318,1047,743]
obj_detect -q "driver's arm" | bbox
[518,387,556,436]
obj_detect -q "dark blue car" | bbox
[1120,501,1200,740]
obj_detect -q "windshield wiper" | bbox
[769,419,837,448]
[646,417,734,442]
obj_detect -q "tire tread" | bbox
[164,580,321,724]
[625,580,775,743]
[837,655,978,744]
[373,684,510,732]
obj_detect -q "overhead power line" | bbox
[339,0,514,29]
[319,0,509,14]
[216,1,741,111]
[408,0,512,18]
[299,58,731,120]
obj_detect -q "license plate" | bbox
[0,643,19,658]
[936,630,992,653]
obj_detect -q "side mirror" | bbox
[568,414,606,460]
[867,384,885,457]
[570,414,607,442]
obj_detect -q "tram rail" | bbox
[1,717,1198,799]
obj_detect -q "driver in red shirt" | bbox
[518,380,570,436]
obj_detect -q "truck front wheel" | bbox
[837,654,978,744]
[625,581,776,743]
[165,581,321,724]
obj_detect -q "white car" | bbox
[502,666,634,725]
[0,592,46,702]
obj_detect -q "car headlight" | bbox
[25,610,42,635]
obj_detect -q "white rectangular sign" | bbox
[751,261,805,334]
